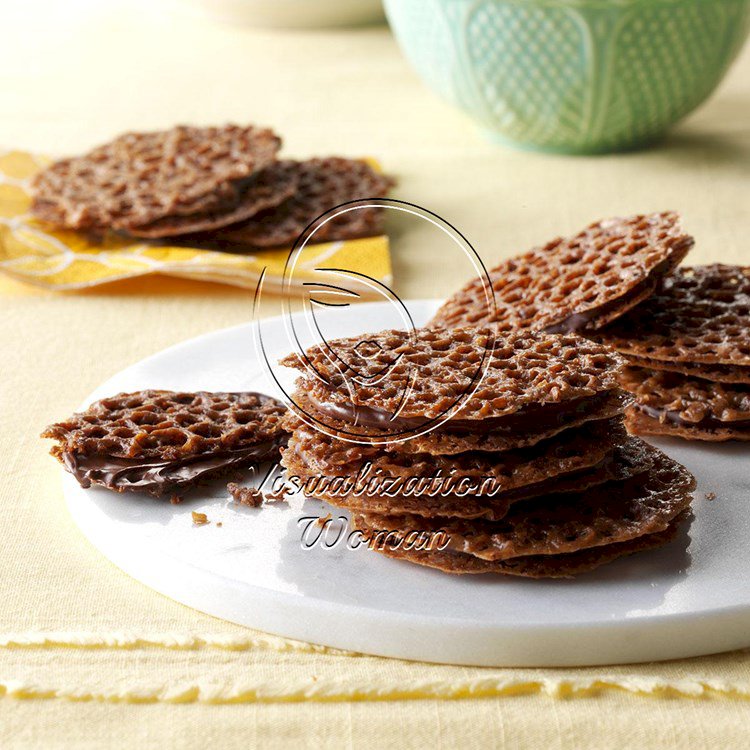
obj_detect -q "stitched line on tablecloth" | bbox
[0,632,356,655]
[0,680,750,704]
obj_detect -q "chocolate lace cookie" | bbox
[358,514,686,579]
[279,327,626,432]
[281,418,624,502]
[286,381,631,453]
[208,157,395,247]
[597,265,750,383]
[429,211,693,334]
[31,124,281,231]
[360,448,694,562]
[302,436,653,522]
[125,161,299,239]
[42,390,288,496]
[621,367,750,441]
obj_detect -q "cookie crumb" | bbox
[317,513,332,527]
[265,487,290,503]
[216,522,223,528]
[170,495,182,505]
[227,482,263,507]
[704,492,717,501]
[192,511,209,526]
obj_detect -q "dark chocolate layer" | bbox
[636,404,750,431]
[306,390,622,436]
[60,440,282,497]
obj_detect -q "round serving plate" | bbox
[63,299,750,667]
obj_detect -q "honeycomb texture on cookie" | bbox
[618,356,750,385]
[283,389,631,453]
[429,211,693,332]
[598,265,750,367]
[280,326,626,421]
[621,367,750,424]
[42,390,288,461]
[360,448,694,561]
[281,418,623,496]
[31,124,281,230]
[306,437,653,522]
[126,160,299,238]
[362,516,685,578]
[213,157,395,247]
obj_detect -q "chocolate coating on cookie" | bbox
[124,161,299,238]
[42,390,288,496]
[281,418,624,502]
[621,367,750,441]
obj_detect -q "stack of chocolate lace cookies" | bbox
[42,390,288,497]
[596,265,750,441]
[279,327,695,577]
[31,124,394,247]
[431,211,750,442]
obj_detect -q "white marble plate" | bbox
[63,300,750,666]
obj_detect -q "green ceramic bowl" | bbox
[384,0,750,153]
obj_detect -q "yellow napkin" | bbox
[0,150,391,294]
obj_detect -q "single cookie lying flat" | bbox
[279,326,627,444]
[208,157,394,247]
[621,367,750,441]
[31,124,281,231]
[597,265,750,384]
[429,211,693,333]
[42,390,288,496]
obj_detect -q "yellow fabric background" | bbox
[1,3,749,747]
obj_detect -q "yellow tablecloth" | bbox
[1,3,749,747]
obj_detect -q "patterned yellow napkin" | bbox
[0,150,391,294]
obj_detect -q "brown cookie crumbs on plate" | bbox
[429,211,693,333]
[264,487,290,503]
[31,124,281,231]
[42,390,288,496]
[192,511,210,526]
[208,157,394,248]
[227,482,264,507]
